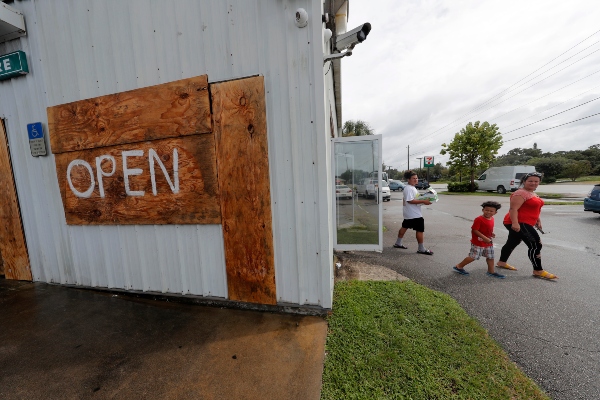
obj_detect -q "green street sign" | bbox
[424,156,434,167]
[0,51,28,81]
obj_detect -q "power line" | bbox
[502,96,600,136]
[504,112,600,143]
[418,48,600,144]
[417,29,600,142]
[464,40,599,115]
[386,30,600,168]
[404,67,600,159]
[496,83,600,128]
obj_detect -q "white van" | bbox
[357,178,378,198]
[369,171,388,183]
[475,166,537,194]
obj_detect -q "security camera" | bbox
[334,23,371,51]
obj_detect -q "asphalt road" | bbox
[339,188,600,400]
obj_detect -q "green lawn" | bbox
[337,228,379,245]
[321,281,549,400]
[440,192,583,205]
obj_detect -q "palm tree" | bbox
[342,120,374,137]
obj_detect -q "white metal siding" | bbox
[0,0,333,308]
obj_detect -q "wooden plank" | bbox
[54,135,221,225]
[47,75,212,154]
[0,120,32,280]
[211,76,276,305]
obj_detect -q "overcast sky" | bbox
[343,0,600,170]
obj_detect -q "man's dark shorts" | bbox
[401,217,425,232]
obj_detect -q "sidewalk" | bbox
[0,280,327,399]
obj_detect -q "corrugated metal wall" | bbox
[0,0,334,308]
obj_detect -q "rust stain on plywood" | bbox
[0,120,31,280]
[54,135,220,225]
[47,76,212,154]
[211,76,276,305]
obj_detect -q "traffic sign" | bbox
[27,122,47,156]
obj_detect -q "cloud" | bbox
[343,0,600,168]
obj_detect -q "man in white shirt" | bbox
[393,171,433,255]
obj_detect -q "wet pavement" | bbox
[0,280,327,399]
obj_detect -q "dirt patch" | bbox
[334,254,408,282]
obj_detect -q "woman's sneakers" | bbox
[453,266,469,275]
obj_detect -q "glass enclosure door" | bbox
[332,135,382,251]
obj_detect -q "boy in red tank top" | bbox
[453,201,505,278]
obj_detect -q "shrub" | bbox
[447,181,479,192]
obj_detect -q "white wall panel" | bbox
[0,0,333,308]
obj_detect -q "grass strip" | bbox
[441,192,582,204]
[441,191,511,197]
[321,281,549,400]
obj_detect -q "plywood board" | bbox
[211,76,276,305]
[47,75,212,154]
[54,135,221,225]
[0,120,31,280]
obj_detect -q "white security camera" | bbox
[295,8,308,28]
[334,23,371,51]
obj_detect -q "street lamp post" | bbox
[417,157,422,176]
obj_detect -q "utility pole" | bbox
[417,157,422,177]
[407,145,410,171]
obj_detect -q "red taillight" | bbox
[510,180,514,185]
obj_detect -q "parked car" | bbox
[381,180,391,201]
[415,179,430,190]
[388,180,405,191]
[335,185,353,200]
[584,184,600,213]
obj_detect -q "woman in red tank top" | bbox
[496,172,558,280]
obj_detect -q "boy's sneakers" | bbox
[487,272,506,279]
[453,266,469,275]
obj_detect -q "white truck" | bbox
[475,166,537,194]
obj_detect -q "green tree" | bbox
[581,144,600,174]
[563,160,592,181]
[430,162,448,180]
[440,121,502,191]
[342,120,374,137]
[528,157,568,182]
[492,144,543,166]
